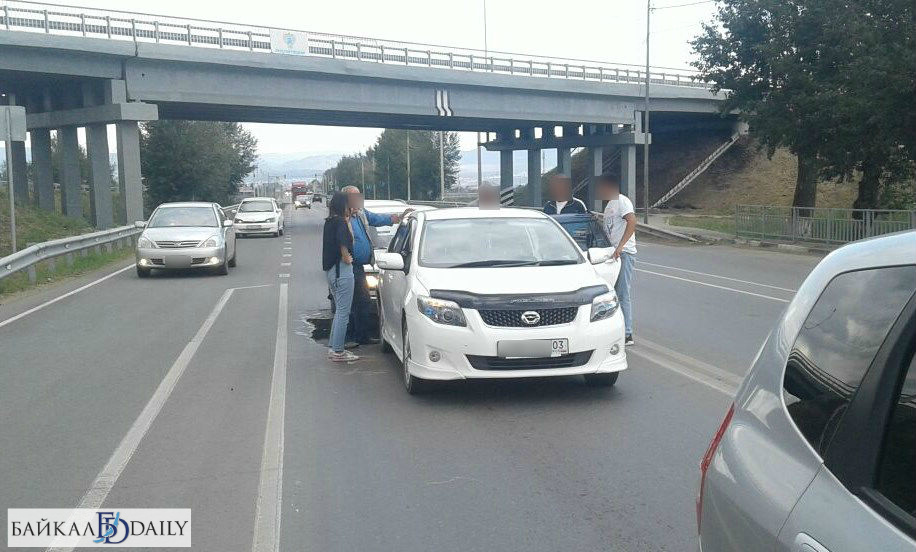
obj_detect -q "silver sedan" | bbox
[135,202,237,277]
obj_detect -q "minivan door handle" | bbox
[793,533,830,552]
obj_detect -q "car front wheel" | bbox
[584,373,619,387]
[379,299,392,353]
[402,318,429,395]
[136,265,151,278]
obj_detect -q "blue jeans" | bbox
[615,252,635,336]
[326,263,354,353]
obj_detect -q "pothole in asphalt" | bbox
[298,310,332,344]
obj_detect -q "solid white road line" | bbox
[252,283,288,552]
[626,337,743,396]
[48,287,236,552]
[636,268,790,303]
[635,260,798,293]
[0,263,134,330]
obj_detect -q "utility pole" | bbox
[439,131,445,200]
[406,131,412,201]
[386,156,391,200]
[360,154,365,191]
[643,0,651,224]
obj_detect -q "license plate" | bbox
[497,338,569,358]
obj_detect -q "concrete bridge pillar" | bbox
[58,126,82,219]
[116,121,144,223]
[30,128,54,211]
[523,128,541,207]
[83,83,113,229]
[498,132,514,205]
[587,146,603,211]
[5,95,29,205]
[556,147,571,177]
[620,144,636,199]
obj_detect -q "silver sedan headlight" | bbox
[137,236,154,249]
[590,291,619,322]
[201,235,220,248]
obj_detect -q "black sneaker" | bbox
[625,335,635,346]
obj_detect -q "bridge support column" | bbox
[86,123,113,229]
[500,148,514,206]
[58,126,83,219]
[116,121,144,223]
[10,140,28,205]
[620,144,636,199]
[527,149,542,207]
[31,128,55,211]
[587,146,603,211]
[556,147,571,177]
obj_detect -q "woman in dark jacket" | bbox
[322,191,359,362]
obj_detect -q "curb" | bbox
[636,223,699,243]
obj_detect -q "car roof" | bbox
[155,202,216,208]
[421,207,549,221]
[240,197,276,202]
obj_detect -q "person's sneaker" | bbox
[328,350,360,362]
[344,341,360,350]
[625,335,635,346]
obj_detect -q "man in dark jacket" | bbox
[543,174,587,214]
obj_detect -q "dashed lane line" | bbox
[635,268,790,303]
[635,260,798,293]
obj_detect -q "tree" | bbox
[362,129,460,201]
[692,0,915,210]
[140,121,257,208]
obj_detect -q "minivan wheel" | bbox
[379,299,392,353]
[402,318,429,394]
[584,373,619,387]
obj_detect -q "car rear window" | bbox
[783,266,916,454]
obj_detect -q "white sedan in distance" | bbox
[376,207,627,394]
[233,197,285,237]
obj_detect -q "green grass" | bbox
[668,215,736,235]
[0,246,133,298]
[0,190,95,257]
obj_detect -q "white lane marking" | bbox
[636,268,790,303]
[0,263,134,330]
[280,262,291,267]
[278,274,290,278]
[234,284,274,291]
[282,254,291,258]
[48,287,236,552]
[252,283,288,552]
[636,260,798,292]
[626,337,742,396]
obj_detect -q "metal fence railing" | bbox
[0,224,142,283]
[0,0,705,88]
[735,205,916,245]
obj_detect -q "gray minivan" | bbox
[697,231,915,551]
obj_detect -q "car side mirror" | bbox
[134,220,147,228]
[223,219,234,227]
[587,247,612,264]
[376,252,405,271]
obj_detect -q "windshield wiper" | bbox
[536,259,578,266]
[449,259,538,268]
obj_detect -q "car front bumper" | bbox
[136,246,225,269]
[235,220,279,234]
[404,306,627,381]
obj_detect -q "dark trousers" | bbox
[347,263,371,343]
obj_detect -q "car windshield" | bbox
[418,217,583,268]
[239,200,274,212]
[147,206,218,228]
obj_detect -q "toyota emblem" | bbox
[521,311,541,325]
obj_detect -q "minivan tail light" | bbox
[697,403,734,533]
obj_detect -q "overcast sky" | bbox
[71,0,717,154]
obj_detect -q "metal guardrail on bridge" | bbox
[735,205,916,245]
[0,224,142,283]
[0,0,705,89]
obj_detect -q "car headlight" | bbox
[201,235,219,248]
[417,295,466,326]
[365,274,379,289]
[266,216,277,222]
[137,236,154,248]
[590,291,619,322]
[234,218,243,224]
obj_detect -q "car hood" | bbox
[415,263,605,296]
[234,212,275,221]
[142,227,219,242]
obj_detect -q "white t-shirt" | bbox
[603,194,637,255]
[555,200,568,213]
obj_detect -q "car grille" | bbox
[155,240,200,248]
[478,306,578,327]
[240,218,271,224]
[466,351,593,371]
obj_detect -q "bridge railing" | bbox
[736,205,916,245]
[0,0,706,88]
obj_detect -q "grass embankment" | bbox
[667,215,736,236]
[0,191,133,298]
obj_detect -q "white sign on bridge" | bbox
[270,29,310,56]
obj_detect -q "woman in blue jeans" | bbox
[321,192,359,362]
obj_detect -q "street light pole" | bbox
[406,131,412,201]
[643,0,651,224]
[439,131,445,200]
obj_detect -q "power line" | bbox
[653,0,714,10]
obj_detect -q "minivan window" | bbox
[783,266,916,454]
[876,352,915,517]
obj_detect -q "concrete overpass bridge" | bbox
[0,0,731,227]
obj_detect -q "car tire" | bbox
[379,299,392,354]
[402,317,429,395]
[228,245,237,268]
[216,247,230,275]
[279,226,284,236]
[584,373,619,387]
[136,265,151,278]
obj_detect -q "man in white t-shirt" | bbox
[597,173,637,346]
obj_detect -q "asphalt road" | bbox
[0,204,822,551]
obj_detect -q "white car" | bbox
[376,207,627,394]
[233,197,285,237]
[294,195,311,209]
